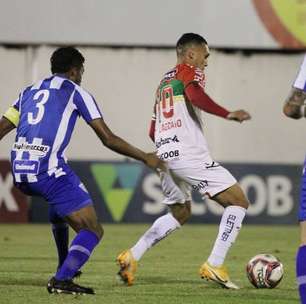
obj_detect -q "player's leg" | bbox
[51,205,102,284]
[296,165,306,303]
[130,201,191,261]
[16,181,70,269]
[15,172,101,295]
[48,206,69,270]
[297,222,306,304]
[116,170,191,286]
[300,222,306,246]
[191,165,248,289]
[116,204,187,286]
[44,171,103,295]
[48,205,102,295]
[200,183,248,289]
[205,183,249,269]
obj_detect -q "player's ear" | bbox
[187,49,195,61]
[67,67,78,82]
[70,67,78,77]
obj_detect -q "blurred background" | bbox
[0,0,305,224]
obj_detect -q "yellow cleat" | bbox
[116,249,137,286]
[199,262,239,289]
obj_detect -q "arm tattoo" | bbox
[286,87,306,105]
[284,88,306,118]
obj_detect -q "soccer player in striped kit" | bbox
[117,33,251,289]
[0,47,165,295]
[283,54,306,304]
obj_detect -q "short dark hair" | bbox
[50,47,85,74]
[176,33,207,56]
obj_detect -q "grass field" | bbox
[0,224,300,304]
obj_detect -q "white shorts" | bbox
[160,163,237,205]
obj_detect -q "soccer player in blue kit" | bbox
[0,47,165,295]
[283,54,306,303]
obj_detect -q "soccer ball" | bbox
[246,254,284,288]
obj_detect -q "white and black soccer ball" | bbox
[246,254,284,288]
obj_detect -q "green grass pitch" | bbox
[0,224,300,304]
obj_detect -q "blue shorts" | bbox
[299,159,306,221]
[15,166,92,220]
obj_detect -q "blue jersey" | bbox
[10,75,102,183]
[293,55,306,221]
[293,55,306,92]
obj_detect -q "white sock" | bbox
[131,213,181,261]
[207,205,246,267]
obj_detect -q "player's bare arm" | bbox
[89,118,166,172]
[283,87,306,119]
[0,116,16,140]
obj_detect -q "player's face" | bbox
[190,44,210,71]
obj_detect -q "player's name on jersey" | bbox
[159,119,182,133]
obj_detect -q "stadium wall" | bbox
[0,47,304,224]
[0,46,304,163]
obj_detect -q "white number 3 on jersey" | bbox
[28,90,50,125]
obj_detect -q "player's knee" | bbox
[228,191,250,209]
[235,198,249,210]
[79,218,104,240]
[181,208,191,225]
[96,223,104,240]
[171,202,191,225]
[88,222,104,240]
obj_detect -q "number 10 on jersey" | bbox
[157,85,174,120]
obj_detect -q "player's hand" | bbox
[226,110,251,123]
[144,152,167,173]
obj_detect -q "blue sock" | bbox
[55,229,100,281]
[297,245,306,304]
[51,223,69,268]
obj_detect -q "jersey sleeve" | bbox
[3,93,22,127]
[177,64,205,89]
[293,55,306,92]
[74,87,103,123]
[148,104,156,142]
[185,83,230,118]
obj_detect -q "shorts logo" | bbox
[205,161,220,169]
[13,160,39,174]
[90,163,142,222]
[155,135,179,148]
[192,180,208,192]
